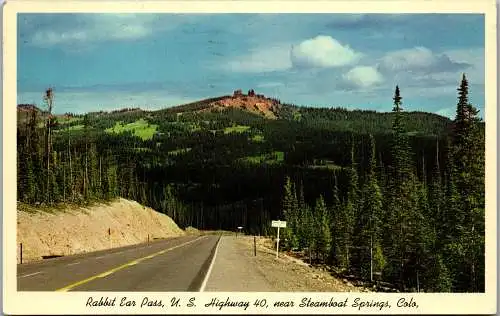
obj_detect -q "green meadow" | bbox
[105,119,158,140]
[239,151,284,165]
[224,125,250,134]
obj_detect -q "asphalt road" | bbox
[17,235,220,291]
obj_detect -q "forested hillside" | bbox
[16,75,485,293]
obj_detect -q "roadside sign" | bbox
[271,220,287,228]
[272,220,287,259]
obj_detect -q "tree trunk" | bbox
[84,142,88,198]
[63,152,66,202]
[99,156,102,197]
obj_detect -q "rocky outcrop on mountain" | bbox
[205,89,280,119]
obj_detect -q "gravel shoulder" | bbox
[204,235,275,291]
[205,235,370,292]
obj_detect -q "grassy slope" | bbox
[105,119,158,140]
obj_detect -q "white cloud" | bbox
[378,46,470,74]
[443,48,484,84]
[444,48,484,65]
[290,35,362,68]
[343,66,383,88]
[223,45,293,73]
[220,35,364,73]
[28,14,165,48]
[381,47,433,71]
[373,47,483,103]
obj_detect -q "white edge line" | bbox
[198,235,222,292]
[66,262,80,266]
[18,271,42,278]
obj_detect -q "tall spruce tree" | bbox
[302,202,315,261]
[337,167,357,271]
[384,85,421,291]
[429,138,445,245]
[445,73,485,292]
[289,181,300,250]
[281,176,298,250]
[314,195,331,263]
[297,181,310,250]
[356,134,385,280]
[344,135,360,270]
[105,154,118,199]
[330,173,342,265]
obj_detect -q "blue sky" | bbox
[17,13,485,118]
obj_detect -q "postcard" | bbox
[3,0,497,314]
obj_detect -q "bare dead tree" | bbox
[44,88,54,202]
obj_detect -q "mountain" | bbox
[158,89,281,119]
[17,104,45,125]
[18,104,43,112]
[17,89,455,138]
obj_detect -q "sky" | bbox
[17,13,485,118]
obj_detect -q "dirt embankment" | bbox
[236,236,372,292]
[17,198,185,263]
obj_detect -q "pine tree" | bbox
[425,254,453,292]
[88,142,99,199]
[333,135,360,271]
[67,136,74,202]
[18,141,37,203]
[329,173,341,264]
[25,151,37,203]
[356,134,385,280]
[445,73,485,292]
[289,181,300,250]
[383,85,421,291]
[281,176,298,250]
[300,201,315,261]
[429,138,445,247]
[442,136,461,242]
[139,181,148,205]
[314,195,331,263]
[43,88,55,203]
[409,178,434,292]
[49,150,60,202]
[17,136,25,202]
[25,110,40,203]
[335,167,357,272]
[163,184,176,217]
[296,181,309,250]
[104,150,118,199]
[390,86,412,182]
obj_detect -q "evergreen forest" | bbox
[16,74,485,293]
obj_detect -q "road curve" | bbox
[17,235,220,291]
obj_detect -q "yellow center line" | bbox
[56,236,206,292]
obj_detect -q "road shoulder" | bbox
[203,235,275,291]
[205,235,371,292]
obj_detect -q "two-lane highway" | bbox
[17,235,220,291]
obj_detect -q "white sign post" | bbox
[271,220,287,259]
